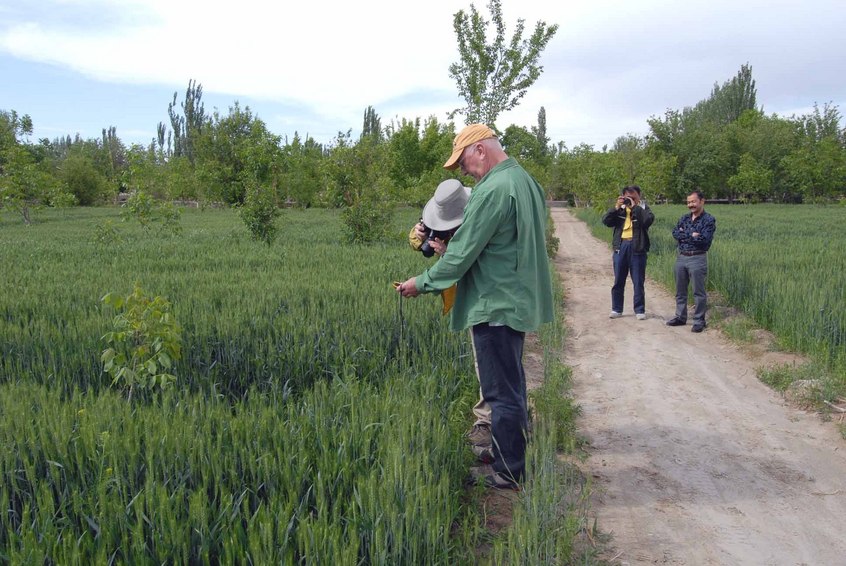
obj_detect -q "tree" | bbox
[361,106,383,142]
[612,134,646,185]
[728,153,773,202]
[532,106,550,157]
[101,283,182,400]
[0,110,57,224]
[168,79,205,163]
[59,151,108,205]
[694,63,758,126]
[279,133,324,207]
[448,0,558,125]
[239,184,281,245]
[193,102,282,204]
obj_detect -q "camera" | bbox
[419,224,455,257]
[621,196,633,208]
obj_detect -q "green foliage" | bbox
[0,143,56,225]
[544,207,559,258]
[92,219,122,245]
[193,102,282,205]
[47,187,78,209]
[239,184,280,245]
[120,190,155,227]
[448,0,558,124]
[360,105,383,141]
[279,132,324,207]
[728,153,773,202]
[692,63,758,125]
[168,79,205,163]
[340,194,393,243]
[0,206,587,563]
[101,283,182,398]
[120,190,182,235]
[59,151,108,205]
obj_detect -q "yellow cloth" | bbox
[408,227,457,315]
[408,226,424,251]
[441,284,457,315]
[621,208,633,240]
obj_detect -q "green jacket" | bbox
[415,158,554,332]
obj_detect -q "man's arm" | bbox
[417,192,502,292]
[636,203,655,229]
[693,214,716,247]
[672,216,687,242]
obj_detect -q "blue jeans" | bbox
[612,240,647,314]
[471,323,527,481]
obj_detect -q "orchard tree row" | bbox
[552,65,846,208]
[2,65,845,226]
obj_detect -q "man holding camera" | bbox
[602,185,654,320]
[396,124,554,490]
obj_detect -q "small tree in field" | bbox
[101,283,182,400]
[239,184,280,245]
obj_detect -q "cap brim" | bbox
[443,148,462,170]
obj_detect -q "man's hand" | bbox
[395,277,420,297]
[414,222,427,241]
[430,238,447,256]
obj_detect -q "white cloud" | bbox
[2,0,844,147]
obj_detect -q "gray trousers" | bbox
[673,254,708,323]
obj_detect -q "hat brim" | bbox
[443,148,462,170]
[421,186,471,231]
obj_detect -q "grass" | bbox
[0,205,592,563]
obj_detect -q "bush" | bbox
[341,196,393,243]
[239,185,280,245]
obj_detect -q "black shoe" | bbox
[666,317,686,326]
[691,322,706,333]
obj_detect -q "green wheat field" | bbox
[0,207,584,564]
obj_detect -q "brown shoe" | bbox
[482,472,521,491]
[471,444,494,464]
[466,423,491,446]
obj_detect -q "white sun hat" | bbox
[421,179,471,231]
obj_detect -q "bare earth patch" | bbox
[552,208,846,564]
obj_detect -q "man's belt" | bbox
[679,250,706,256]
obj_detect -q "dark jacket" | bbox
[601,202,654,253]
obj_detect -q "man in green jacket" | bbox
[396,124,554,490]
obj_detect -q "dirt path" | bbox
[551,208,846,565]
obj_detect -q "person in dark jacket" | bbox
[666,190,716,333]
[601,185,655,320]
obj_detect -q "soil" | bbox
[551,207,846,564]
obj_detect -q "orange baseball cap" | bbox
[443,124,497,170]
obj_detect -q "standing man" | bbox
[602,185,654,320]
[666,190,716,333]
[396,124,554,490]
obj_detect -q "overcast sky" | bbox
[2,0,844,150]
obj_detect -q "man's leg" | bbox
[631,251,647,315]
[690,254,709,324]
[611,241,631,314]
[673,256,690,321]
[472,323,527,483]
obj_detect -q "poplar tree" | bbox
[448,0,558,125]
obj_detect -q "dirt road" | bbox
[551,208,846,565]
